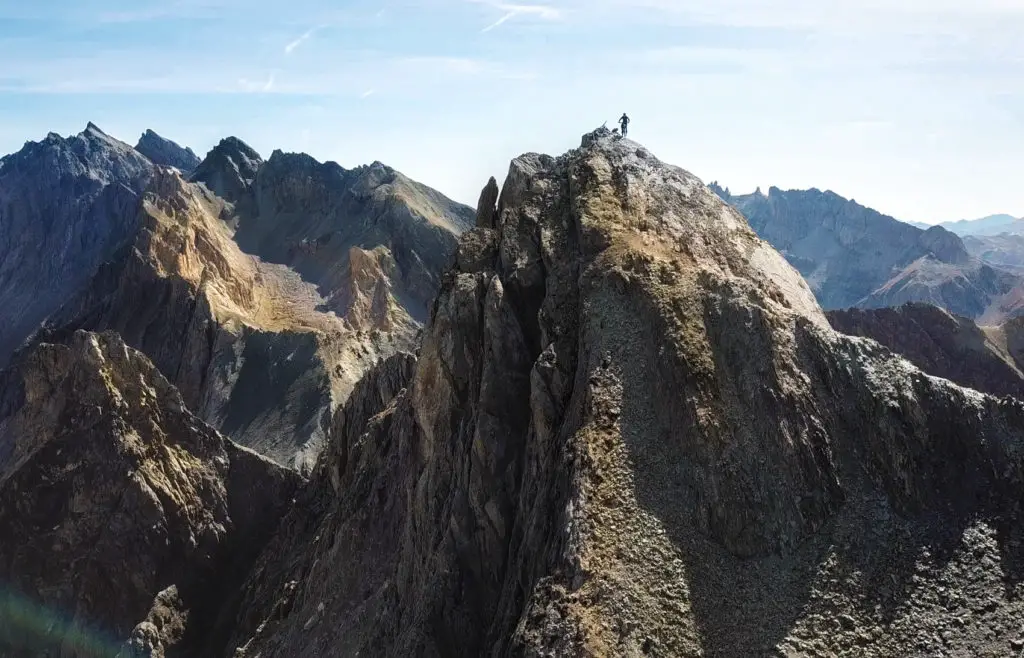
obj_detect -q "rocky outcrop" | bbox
[38,167,399,472]
[715,185,1021,319]
[234,153,474,324]
[828,303,1024,399]
[190,137,263,208]
[476,176,500,228]
[0,123,153,367]
[135,130,200,173]
[0,331,301,657]
[2,124,471,470]
[223,130,1024,656]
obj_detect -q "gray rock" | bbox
[476,176,499,228]
[828,302,1024,399]
[224,132,1024,657]
[237,153,474,323]
[715,185,1021,319]
[0,123,153,367]
[134,129,200,173]
[0,331,301,657]
[190,136,263,206]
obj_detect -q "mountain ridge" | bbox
[0,123,472,470]
[828,302,1024,399]
[710,183,1023,320]
[0,123,154,367]
[2,127,1024,656]
[135,129,200,173]
[221,129,1024,656]
[933,213,1024,237]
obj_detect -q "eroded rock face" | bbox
[0,123,153,367]
[190,137,263,208]
[135,130,201,173]
[828,303,1024,399]
[38,167,390,472]
[237,153,474,324]
[0,331,301,658]
[224,131,1024,656]
[5,127,470,471]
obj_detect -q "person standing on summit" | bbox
[619,113,630,137]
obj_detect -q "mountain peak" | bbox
[569,128,824,324]
[224,132,1024,657]
[135,129,200,172]
[190,136,264,204]
[919,224,970,264]
[0,124,154,367]
[216,136,262,160]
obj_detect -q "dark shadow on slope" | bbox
[220,330,331,469]
[826,303,1024,400]
[608,274,1024,657]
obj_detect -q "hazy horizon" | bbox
[2,0,1022,225]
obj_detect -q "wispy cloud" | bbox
[285,26,325,55]
[360,88,376,99]
[476,2,561,32]
[237,71,277,93]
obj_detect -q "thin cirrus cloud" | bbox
[284,25,326,55]
[236,71,276,93]
[474,2,560,32]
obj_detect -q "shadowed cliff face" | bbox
[0,331,301,658]
[828,303,1024,400]
[2,128,471,471]
[40,168,416,472]
[223,129,1024,657]
[714,186,1021,321]
[0,124,153,367]
[232,151,473,324]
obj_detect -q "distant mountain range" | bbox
[909,213,1024,236]
[709,183,1024,323]
[0,123,472,472]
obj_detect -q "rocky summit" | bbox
[0,123,153,367]
[218,129,1024,656]
[0,124,471,472]
[134,130,201,173]
[2,128,1024,657]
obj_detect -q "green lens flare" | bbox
[0,588,123,657]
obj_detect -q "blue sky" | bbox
[1,0,1022,224]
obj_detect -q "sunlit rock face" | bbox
[225,130,1024,657]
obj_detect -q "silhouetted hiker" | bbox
[619,113,630,137]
